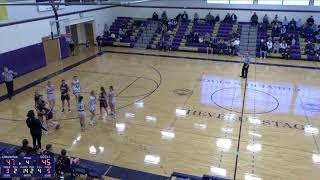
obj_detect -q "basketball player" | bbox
[108,86,116,115]
[72,76,81,102]
[89,90,96,125]
[99,87,108,118]
[35,93,60,133]
[60,80,71,112]
[46,81,56,112]
[77,96,86,131]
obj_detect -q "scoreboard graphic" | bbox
[0,155,54,178]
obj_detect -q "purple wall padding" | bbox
[0,43,46,83]
[59,36,70,60]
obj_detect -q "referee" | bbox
[2,66,17,100]
[240,52,250,79]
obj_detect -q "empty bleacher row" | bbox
[102,16,320,61]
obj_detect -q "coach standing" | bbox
[2,66,17,100]
[26,110,47,148]
[240,52,250,79]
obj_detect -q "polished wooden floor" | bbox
[1,46,320,180]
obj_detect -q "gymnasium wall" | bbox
[112,0,320,23]
[0,2,116,83]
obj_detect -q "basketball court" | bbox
[0,45,319,179]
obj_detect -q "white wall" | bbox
[0,4,116,53]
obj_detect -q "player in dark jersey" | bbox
[99,86,108,119]
[60,80,71,113]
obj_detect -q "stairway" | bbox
[239,24,257,56]
[134,21,159,49]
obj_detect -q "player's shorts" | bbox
[100,101,108,108]
[73,89,80,96]
[61,94,70,101]
[78,111,86,118]
[45,110,53,120]
[47,94,55,101]
[90,106,95,113]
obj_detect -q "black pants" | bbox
[5,81,14,99]
[241,63,249,78]
[31,133,42,148]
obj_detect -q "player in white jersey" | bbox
[89,90,96,125]
[72,76,81,102]
[108,86,116,115]
[77,96,86,131]
[46,81,56,112]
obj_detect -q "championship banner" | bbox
[36,0,65,12]
[0,0,8,20]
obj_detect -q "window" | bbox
[315,0,320,6]
[283,0,309,5]
[207,0,230,4]
[230,0,254,4]
[258,0,282,5]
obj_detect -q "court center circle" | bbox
[211,87,279,114]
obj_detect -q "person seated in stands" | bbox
[288,18,297,30]
[215,14,220,23]
[223,13,231,24]
[194,12,199,23]
[260,39,268,59]
[291,37,296,46]
[305,41,315,55]
[217,39,224,54]
[271,15,280,26]
[110,33,116,41]
[280,41,288,53]
[282,16,289,27]
[43,144,54,156]
[273,40,280,54]
[193,32,199,43]
[161,24,167,35]
[159,36,167,51]
[105,30,111,39]
[231,38,240,56]
[30,145,42,156]
[56,149,71,177]
[206,12,212,23]
[282,45,291,59]
[152,12,159,21]
[229,30,238,39]
[280,26,287,36]
[250,12,258,27]
[16,139,33,156]
[315,44,320,59]
[204,32,211,42]
[118,28,124,38]
[263,14,269,26]
[267,39,273,53]
[199,34,204,44]
[182,11,188,21]
[296,18,303,30]
[315,33,320,43]
[167,37,173,51]
[272,24,281,37]
[231,13,237,24]
[161,11,168,23]
[207,38,214,55]
[307,16,315,27]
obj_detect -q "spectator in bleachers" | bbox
[231,13,237,24]
[161,11,168,23]
[231,38,240,56]
[199,34,204,44]
[307,16,315,27]
[193,32,199,43]
[282,45,291,59]
[259,39,268,59]
[118,28,124,38]
[205,12,212,24]
[229,30,238,39]
[30,145,42,156]
[271,15,280,26]
[182,11,188,21]
[43,144,54,156]
[282,16,289,27]
[296,18,303,30]
[289,18,297,30]
[194,12,199,23]
[280,26,287,36]
[273,40,280,54]
[250,12,258,27]
[305,41,315,55]
[217,39,224,54]
[223,13,231,24]
[15,139,33,156]
[272,24,281,37]
[110,32,116,41]
[267,39,273,53]
[315,33,320,42]
[280,41,288,53]
[291,37,296,46]
[152,12,159,21]
[263,14,269,26]
[204,32,211,42]
[315,44,320,59]
[206,38,214,55]
[215,14,220,23]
